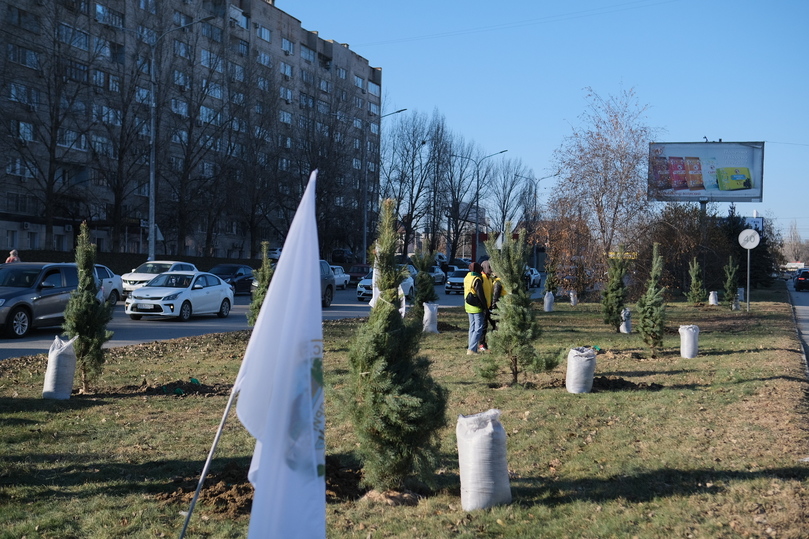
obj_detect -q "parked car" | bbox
[95,264,123,303]
[356,270,414,302]
[445,269,469,295]
[122,261,198,297]
[125,271,234,321]
[346,264,372,286]
[450,258,471,269]
[267,248,282,260]
[524,267,542,288]
[428,265,446,284]
[330,265,350,290]
[209,264,254,295]
[795,270,809,291]
[319,260,336,308]
[0,262,85,337]
[331,248,354,264]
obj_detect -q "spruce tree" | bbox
[723,256,739,309]
[636,243,666,358]
[484,226,554,385]
[601,247,629,332]
[347,200,447,491]
[63,221,114,393]
[247,241,274,326]
[544,253,559,295]
[687,257,707,305]
[409,250,438,323]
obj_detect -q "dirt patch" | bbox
[155,455,365,518]
[437,321,464,332]
[89,379,232,398]
[535,376,662,392]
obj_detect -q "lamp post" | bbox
[453,150,507,262]
[147,16,214,260]
[361,107,406,264]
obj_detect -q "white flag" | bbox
[233,170,325,539]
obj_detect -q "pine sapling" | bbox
[247,241,274,326]
[601,247,628,332]
[687,257,707,305]
[636,243,666,358]
[723,256,739,309]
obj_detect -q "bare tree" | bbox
[484,157,532,237]
[550,87,655,260]
[784,220,806,263]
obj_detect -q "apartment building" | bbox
[1,0,382,257]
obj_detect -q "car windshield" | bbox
[134,262,172,274]
[349,266,369,273]
[210,266,237,276]
[0,267,41,288]
[450,270,469,278]
[146,273,193,288]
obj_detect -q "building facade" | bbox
[1,0,382,258]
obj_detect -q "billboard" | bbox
[648,141,764,202]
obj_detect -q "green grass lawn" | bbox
[1,283,807,538]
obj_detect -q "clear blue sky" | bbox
[282,0,809,238]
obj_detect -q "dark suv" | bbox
[795,270,809,292]
[0,263,82,337]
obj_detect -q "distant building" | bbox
[1,0,382,257]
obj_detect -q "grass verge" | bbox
[1,283,807,538]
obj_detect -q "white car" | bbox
[125,271,234,321]
[357,271,414,302]
[330,265,350,290]
[428,265,446,284]
[122,261,198,297]
[445,269,469,295]
[95,264,123,303]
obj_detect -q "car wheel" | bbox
[178,301,192,322]
[108,289,120,304]
[322,286,333,308]
[6,307,31,338]
[217,298,231,318]
[129,314,142,320]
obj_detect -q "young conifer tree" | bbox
[601,246,629,332]
[409,250,438,323]
[63,221,114,392]
[723,256,739,309]
[687,257,707,305]
[484,226,554,385]
[636,243,666,358]
[247,241,274,326]
[347,200,447,491]
[544,253,559,296]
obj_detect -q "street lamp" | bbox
[453,149,507,262]
[361,107,407,264]
[147,15,214,260]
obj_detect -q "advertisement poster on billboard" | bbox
[648,141,764,202]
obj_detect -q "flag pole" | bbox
[178,387,239,539]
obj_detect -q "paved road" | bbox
[787,281,809,366]
[0,284,547,361]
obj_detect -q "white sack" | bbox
[456,409,512,511]
[42,336,78,400]
[566,347,597,394]
[619,308,632,334]
[543,291,554,312]
[708,291,719,306]
[679,325,700,359]
[422,302,439,333]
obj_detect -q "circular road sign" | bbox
[738,229,760,250]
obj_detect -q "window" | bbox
[15,120,34,141]
[59,24,89,51]
[202,22,222,42]
[91,134,114,157]
[171,98,188,116]
[256,52,272,67]
[231,118,247,132]
[317,100,329,114]
[280,86,292,101]
[172,130,188,144]
[353,118,363,129]
[65,60,88,82]
[257,25,271,42]
[257,76,270,91]
[280,62,293,78]
[281,38,294,55]
[8,44,39,69]
[200,161,214,178]
[236,39,248,56]
[138,26,156,46]
[278,157,290,171]
[203,79,222,99]
[92,69,106,88]
[299,93,313,109]
[229,63,245,82]
[279,110,292,124]
[173,70,189,88]
[278,135,292,148]
[6,158,36,178]
[109,75,121,92]
[95,4,124,28]
[231,92,245,105]
[370,122,380,135]
[319,79,331,93]
[354,75,364,89]
[135,86,150,104]
[95,105,121,126]
[9,83,39,107]
[353,96,364,108]
[369,102,380,115]
[200,105,220,125]
[353,158,362,170]
[6,6,40,33]
[173,12,191,27]
[337,67,347,79]
[139,0,156,14]
[301,45,315,62]
[174,40,191,59]
[301,69,314,85]
[201,49,222,72]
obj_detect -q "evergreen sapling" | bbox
[636,243,666,358]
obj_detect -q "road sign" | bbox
[738,229,760,250]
